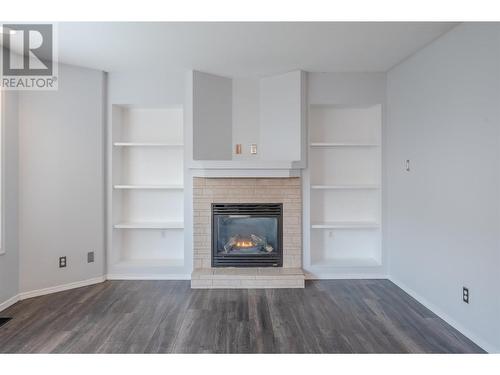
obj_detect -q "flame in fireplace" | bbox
[235,240,254,248]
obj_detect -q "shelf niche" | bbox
[308,104,382,269]
[109,105,185,277]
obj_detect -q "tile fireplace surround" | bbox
[192,177,305,288]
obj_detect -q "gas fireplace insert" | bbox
[212,203,283,267]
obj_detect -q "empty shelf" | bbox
[113,185,184,190]
[114,222,184,229]
[311,185,380,190]
[311,221,379,229]
[310,142,379,147]
[113,142,184,147]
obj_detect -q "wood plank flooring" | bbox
[0,280,485,353]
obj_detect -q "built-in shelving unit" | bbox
[306,104,382,272]
[108,106,185,278]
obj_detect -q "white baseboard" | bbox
[106,274,191,281]
[18,276,106,300]
[0,294,20,312]
[390,277,498,354]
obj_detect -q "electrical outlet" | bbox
[250,144,257,155]
[59,256,67,268]
[463,287,469,304]
[87,251,94,263]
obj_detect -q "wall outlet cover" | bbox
[87,251,95,263]
[463,287,469,304]
[59,256,67,268]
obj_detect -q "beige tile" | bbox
[201,259,212,268]
[205,178,230,186]
[212,279,242,288]
[255,179,278,186]
[257,267,303,276]
[191,279,213,288]
[231,178,257,186]
[240,279,304,288]
[191,268,214,279]
[193,216,209,224]
[193,178,206,187]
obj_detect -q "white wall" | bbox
[308,72,386,106]
[18,63,106,293]
[108,69,184,107]
[386,23,500,352]
[0,90,19,309]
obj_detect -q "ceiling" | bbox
[52,22,457,76]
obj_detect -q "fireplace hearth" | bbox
[212,203,283,267]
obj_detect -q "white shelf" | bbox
[114,222,184,229]
[113,184,184,190]
[311,184,379,190]
[310,142,379,147]
[311,221,379,229]
[113,142,184,147]
[311,257,381,268]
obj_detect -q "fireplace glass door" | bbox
[212,204,283,267]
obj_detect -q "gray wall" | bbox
[0,91,19,308]
[18,63,106,293]
[192,71,233,160]
[386,23,500,352]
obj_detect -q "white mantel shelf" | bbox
[189,160,304,178]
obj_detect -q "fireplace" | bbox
[212,203,283,267]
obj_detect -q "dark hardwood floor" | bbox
[0,280,484,353]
